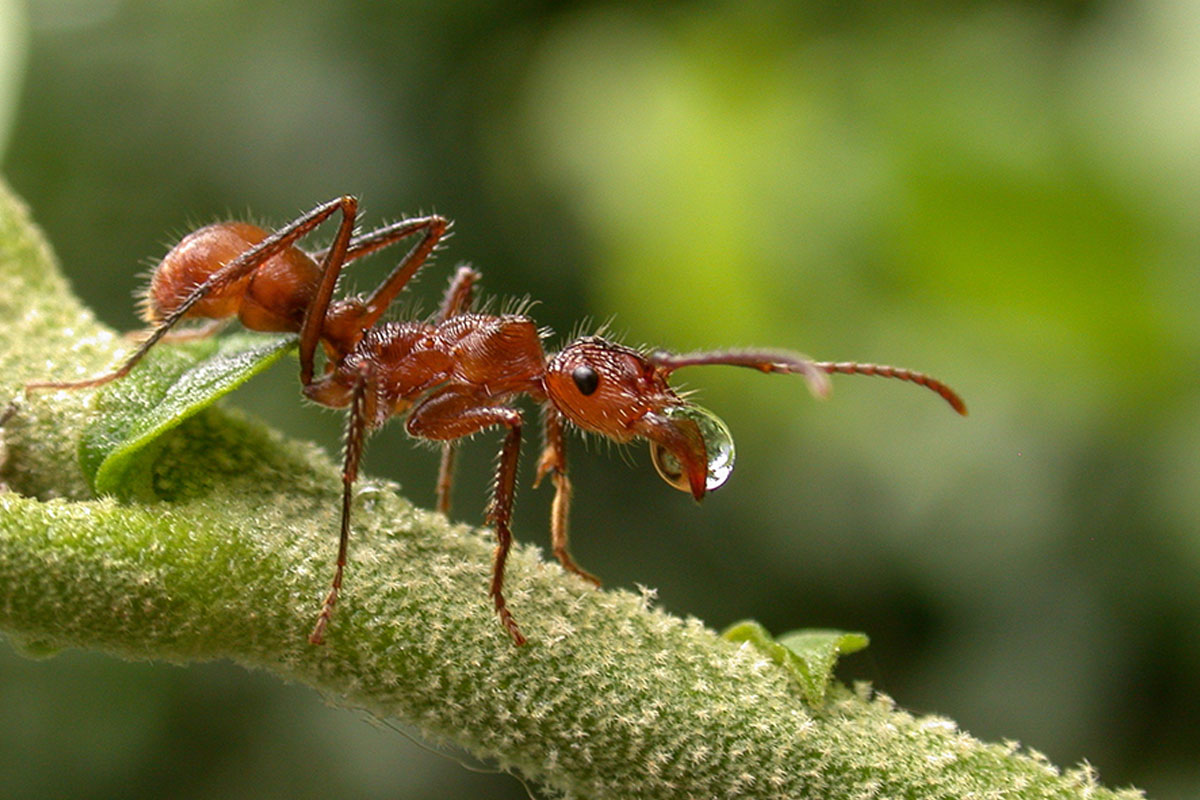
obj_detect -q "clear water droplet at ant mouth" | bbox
[650,404,736,492]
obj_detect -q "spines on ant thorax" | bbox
[326,313,547,401]
[436,313,547,391]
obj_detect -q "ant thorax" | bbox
[435,314,545,393]
[305,313,548,418]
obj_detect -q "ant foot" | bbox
[491,593,527,645]
[309,586,339,645]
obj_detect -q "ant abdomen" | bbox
[144,221,321,332]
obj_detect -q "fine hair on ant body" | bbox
[19,196,967,646]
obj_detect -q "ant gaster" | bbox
[20,196,967,646]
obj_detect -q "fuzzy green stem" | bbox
[0,180,1141,799]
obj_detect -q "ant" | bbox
[18,196,967,646]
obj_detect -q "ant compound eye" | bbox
[649,405,736,492]
[572,365,600,396]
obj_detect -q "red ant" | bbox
[20,196,967,646]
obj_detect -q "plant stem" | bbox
[0,180,1141,799]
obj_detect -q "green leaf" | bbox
[0,178,1145,800]
[78,332,296,495]
[0,0,28,159]
[723,620,869,704]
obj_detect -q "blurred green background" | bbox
[3,0,1199,797]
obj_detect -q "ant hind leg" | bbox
[150,318,230,343]
[28,196,362,395]
[309,363,372,645]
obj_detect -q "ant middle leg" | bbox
[408,390,527,645]
[437,265,481,322]
[358,215,450,325]
[435,444,456,515]
[432,266,482,515]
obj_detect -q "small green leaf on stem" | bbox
[723,619,869,704]
[78,333,296,495]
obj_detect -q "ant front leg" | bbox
[432,266,482,515]
[408,389,527,645]
[534,409,600,586]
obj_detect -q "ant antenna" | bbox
[812,360,967,415]
[648,349,966,415]
[649,349,832,398]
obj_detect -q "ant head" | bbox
[545,337,735,500]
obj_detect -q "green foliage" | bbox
[722,620,868,705]
[0,179,1146,798]
[0,0,25,159]
[80,333,295,495]
[7,4,1200,795]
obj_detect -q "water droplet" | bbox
[651,404,736,491]
[354,482,385,511]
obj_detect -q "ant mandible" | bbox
[21,196,967,646]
